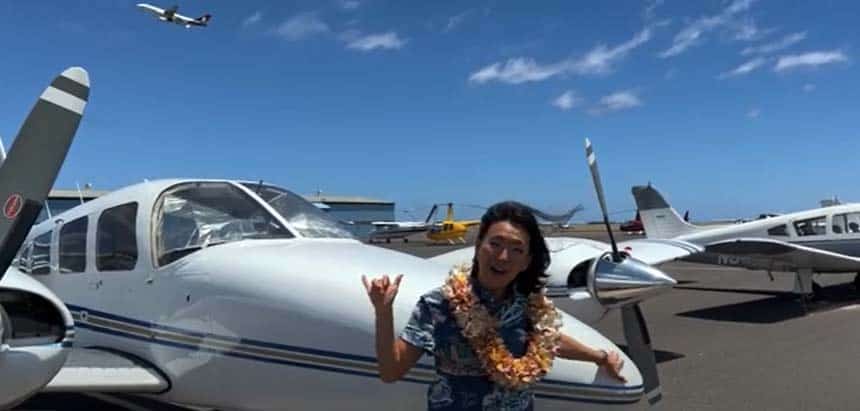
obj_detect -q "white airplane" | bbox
[136,3,212,28]
[368,205,439,243]
[633,184,860,300]
[1,84,698,409]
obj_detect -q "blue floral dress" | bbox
[400,276,535,411]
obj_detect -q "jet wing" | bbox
[136,3,165,16]
[43,348,168,393]
[704,237,860,272]
[618,238,704,266]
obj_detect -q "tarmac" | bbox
[16,226,860,410]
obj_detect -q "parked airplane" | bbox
[367,204,438,243]
[137,3,212,28]
[633,184,860,300]
[620,211,644,235]
[3,140,700,409]
[0,66,90,408]
[425,203,480,244]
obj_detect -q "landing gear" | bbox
[793,269,816,313]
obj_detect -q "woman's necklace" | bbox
[442,264,562,390]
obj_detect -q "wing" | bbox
[44,348,168,393]
[136,3,165,16]
[703,237,860,272]
[618,238,704,266]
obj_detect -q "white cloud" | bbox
[803,83,816,92]
[469,28,651,85]
[444,10,471,32]
[741,32,806,55]
[273,13,329,41]
[644,0,664,21]
[589,90,642,115]
[575,28,652,74]
[731,18,769,41]
[242,11,263,27]
[774,50,847,71]
[719,57,766,78]
[552,90,583,111]
[339,0,360,10]
[660,0,755,58]
[747,108,760,118]
[346,32,406,51]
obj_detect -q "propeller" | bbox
[584,138,663,405]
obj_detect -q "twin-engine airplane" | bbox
[633,184,860,300]
[0,71,699,408]
[137,3,212,28]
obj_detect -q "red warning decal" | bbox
[4,194,22,220]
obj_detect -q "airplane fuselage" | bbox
[15,179,644,410]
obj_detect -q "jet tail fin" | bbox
[198,14,212,23]
[631,185,701,239]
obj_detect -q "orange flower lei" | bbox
[441,264,562,390]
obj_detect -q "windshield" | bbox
[155,182,294,266]
[242,182,355,239]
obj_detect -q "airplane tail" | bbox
[198,14,212,23]
[423,204,439,224]
[631,185,702,239]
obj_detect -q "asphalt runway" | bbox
[17,227,860,410]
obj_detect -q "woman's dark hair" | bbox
[471,201,550,294]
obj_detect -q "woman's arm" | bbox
[363,274,423,383]
[374,305,424,382]
[557,333,626,382]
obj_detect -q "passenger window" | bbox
[767,225,788,236]
[31,232,52,274]
[793,217,826,237]
[15,242,33,273]
[59,217,88,273]
[833,212,860,234]
[97,203,138,271]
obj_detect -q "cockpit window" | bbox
[767,224,788,236]
[155,182,293,266]
[832,212,860,235]
[793,216,826,237]
[242,183,354,239]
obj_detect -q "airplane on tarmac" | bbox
[367,204,439,243]
[633,184,860,301]
[1,134,701,408]
[136,3,212,28]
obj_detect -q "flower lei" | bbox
[441,264,562,390]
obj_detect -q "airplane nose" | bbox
[587,252,677,309]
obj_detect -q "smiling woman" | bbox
[362,201,627,410]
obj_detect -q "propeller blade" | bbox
[584,138,620,259]
[621,305,662,405]
[0,67,90,282]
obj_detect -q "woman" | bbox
[362,201,625,410]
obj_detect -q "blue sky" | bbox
[0,0,856,221]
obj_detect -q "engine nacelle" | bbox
[0,270,74,409]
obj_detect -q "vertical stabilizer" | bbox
[631,185,701,239]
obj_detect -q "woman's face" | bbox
[475,220,532,296]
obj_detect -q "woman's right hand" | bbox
[361,274,403,311]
